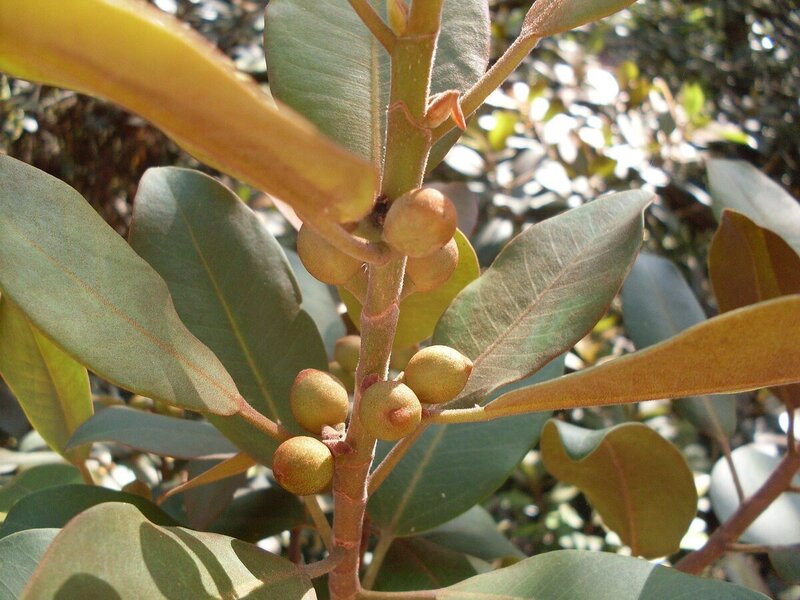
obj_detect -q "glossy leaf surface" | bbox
[709,445,800,545]
[343,230,480,349]
[21,503,313,599]
[436,190,651,408]
[0,486,176,540]
[129,168,328,461]
[541,421,696,558]
[0,529,58,600]
[487,296,800,416]
[708,159,800,254]
[0,157,241,416]
[0,0,376,224]
[621,253,735,437]
[0,464,83,515]
[368,358,562,536]
[441,550,768,599]
[0,299,92,461]
[66,407,237,459]
[265,0,489,164]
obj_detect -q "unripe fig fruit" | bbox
[359,381,421,441]
[334,335,361,373]
[272,436,334,496]
[290,369,350,434]
[382,188,457,258]
[328,360,355,393]
[404,345,473,404]
[405,237,459,292]
[297,224,362,285]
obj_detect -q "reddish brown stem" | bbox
[675,445,800,574]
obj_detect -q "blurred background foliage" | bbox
[1,0,798,597]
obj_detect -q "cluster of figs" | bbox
[272,188,473,496]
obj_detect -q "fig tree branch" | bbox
[347,0,396,53]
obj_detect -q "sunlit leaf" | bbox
[522,0,639,39]
[621,253,736,437]
[440,550,768,599]
[541,421,696,558]
[487,296,800,416]
[0,529,58,600]
[160,453,256,504]
[436,190,652,408]
[0,156,242,416]
[342,230,479,349]
[709,445,800,546]
[66,406,237,459]
[129,168,328,462]
[21,503,313,599]
[0,0,376,224]
[0,298,92,461]
[265,0,489,166]
[708,159,800,255]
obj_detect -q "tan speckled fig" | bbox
[405,236,459,292]
[272,436,334,496]
[290,368,350,434]
[334,335,361,373]
[359,381,421,441]
[382,188,457,258]
[404,345,473,404]
[297,224,362,285]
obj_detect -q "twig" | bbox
[347,0,396,53]
[302,549,346,580]
[300,212,392,266]
[430,34,540,144]
[303,494,333,550]
[727,542,800,554]
[236,400,292,442]
[675,445,800,574]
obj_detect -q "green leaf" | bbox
[209,488,308,543]
[436,190,652,408]
[541,421,696,558]
[374,537,484,592]
[487,296,800,416]
[708,159,800,255]
[129,168,328,462]
[0,529,58,600]
[20,503,314,599]
[343,229,480,349]
[0,298,93,461]
[0,156,241,416]
[441,549,769,599]
[285,249,347,357]
[265,0,488,164]
[0,0,376,226]
[709,445,800,546]
[0,485,177,540]
[522,0,638,38]
[66,406,238,459]
[182,457,250,531]
[368,358,563,536]
[621,253,736,437]
[0,464,83,515]
[421,505,524,561]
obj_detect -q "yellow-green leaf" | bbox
[0,298,92,463]
[523,0,638,39]
[541,421,696,558]
[0,0,376,224]
[159,453,256,503]
[341,230,479,349]
[487,296,800,416]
